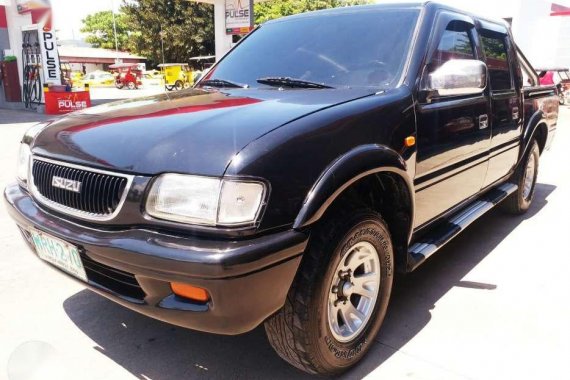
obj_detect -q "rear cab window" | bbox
[517,50,538,87]
[479,28,514,92]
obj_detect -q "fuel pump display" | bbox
[21,30,42,109]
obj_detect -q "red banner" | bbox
[45,91,91,115]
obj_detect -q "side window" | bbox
[520,66,533,87]
[480,30,513,91]
[431,22,476,70]
[516,47,539,87]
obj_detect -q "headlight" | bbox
[16,143,31,186]
[146,174,267,227]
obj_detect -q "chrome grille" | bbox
[30,157,133,221]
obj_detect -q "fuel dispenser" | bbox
[18,19,62,109]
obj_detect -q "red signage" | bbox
[0,6,7,29]
[45,91,91,115]
[551,3,570,16]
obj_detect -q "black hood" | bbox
[32,88,374,176]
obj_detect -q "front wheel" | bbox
[127,81,137,90]
[264,209,394,375]
[502,140,540,214]
[175,80,184,91]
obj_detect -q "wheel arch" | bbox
[293,145,415,272]
[522,111,549,158]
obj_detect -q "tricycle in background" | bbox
[158,63,193,91]
[109,63,143,90]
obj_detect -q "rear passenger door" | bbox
[414,12,491,227]
[478,23,522,187]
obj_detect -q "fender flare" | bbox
[293,144,415,237]
[520,110,548,163]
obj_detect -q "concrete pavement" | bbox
[0,107,569,380]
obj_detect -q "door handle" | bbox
[479,114,489,129]
[512,107,520,120]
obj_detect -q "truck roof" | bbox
[268,1,510,29]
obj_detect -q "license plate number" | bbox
[30,230,88,282]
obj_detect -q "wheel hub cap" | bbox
[522,153,536,200]
[327,241,381,343]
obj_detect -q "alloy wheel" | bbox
[327,241,381,343]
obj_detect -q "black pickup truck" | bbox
[5,2,558,375]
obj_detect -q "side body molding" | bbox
[293,144,415,231]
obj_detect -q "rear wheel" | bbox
[502,140,540,215]
[175,80,184,91]
[264,209,394,375]
[127,81,137,90]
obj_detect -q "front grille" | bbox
[31,157,132,220]
[80,252,146,301]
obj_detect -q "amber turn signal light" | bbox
[404,136,416,147]
[171,282,209,302]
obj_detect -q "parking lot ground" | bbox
[1,106,569,380]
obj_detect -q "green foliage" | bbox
[81,11,131,50]
[481,36,508,61]
[81,0,371,67]
[121,0,214,67]
[254,0,373,24]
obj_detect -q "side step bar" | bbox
[407,183,518,272]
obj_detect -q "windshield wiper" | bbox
[200,78,248,89]
[257,77,334,89]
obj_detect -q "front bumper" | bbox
[5,183,308,335]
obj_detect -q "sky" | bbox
[51,0,119,40]
[49,0,570,41]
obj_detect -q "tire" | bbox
[175,80,184,91]
[502,140,540,215]
[127,81,137,90]
[115,83,124,89]
[165,85,174,91]
[264,209,394,375]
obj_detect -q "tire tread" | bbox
[264,208,388,375]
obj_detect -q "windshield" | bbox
[202,8,420,89]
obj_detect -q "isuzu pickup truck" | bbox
[5,2,558,375]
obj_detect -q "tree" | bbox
[254,0,373,24]
[121,0,214,67]
[81,11,131,51]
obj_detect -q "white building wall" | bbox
[511,0,570,68]
[4,0,32,91]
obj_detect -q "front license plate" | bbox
[30,230,88,282]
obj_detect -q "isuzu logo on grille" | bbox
[52,176,82,193]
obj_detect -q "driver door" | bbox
[414,12,492,228]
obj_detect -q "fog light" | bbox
[171,282,209,303]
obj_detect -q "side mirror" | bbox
[426,59,487,97]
